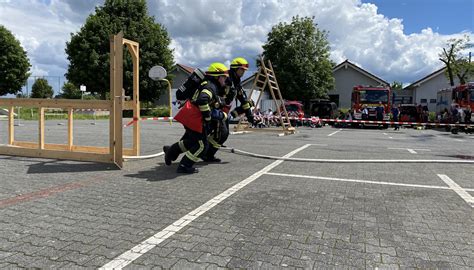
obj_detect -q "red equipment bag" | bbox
[174,100,203,133]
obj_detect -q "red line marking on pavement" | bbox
[0,177,106,208]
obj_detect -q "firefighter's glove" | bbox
[211,109,225,121]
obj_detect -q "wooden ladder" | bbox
[235,57,295,135]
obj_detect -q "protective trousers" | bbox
[167,127,208,168]
[205,119,229,159]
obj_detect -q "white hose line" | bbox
[123,152,164,160]
[219,147,474,164]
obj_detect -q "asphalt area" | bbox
[0,119,473,269]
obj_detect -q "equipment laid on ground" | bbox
[234,57,295,135]
[219,147,474,164]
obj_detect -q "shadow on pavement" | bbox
[26,160,119,174]
[437,154,474,160]
[124,161,229,182]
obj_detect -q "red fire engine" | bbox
[437,82,473,113]
[452,82,474,111]
[351,85,392,124]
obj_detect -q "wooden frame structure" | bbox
[235,57,295,135]
[0,32,139,168]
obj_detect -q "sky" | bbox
[0,0,473,95]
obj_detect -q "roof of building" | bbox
[403,66,446,90]
[241,72,257,86]
[175,63,194,74]
[176,60,391,88]
[333,59,389,85]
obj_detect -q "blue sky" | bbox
[0,0,473,96]
[362,0,473,34]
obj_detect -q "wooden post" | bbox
[8,106,14,145]
[109,35,115,162]
[126,41,140,156]
[68,108,73,151]
[133,44,140,156]
[113,32,124,168]
[39,107,45,149]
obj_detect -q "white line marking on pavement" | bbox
[383,133,388,136]
[100,144,312,269]
[388,148,431,154]
[328,129,342,137]
[265,172,455,190]
[389,137,393,139]
[437,174,474,208]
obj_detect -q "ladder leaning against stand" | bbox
[235,57,295,135]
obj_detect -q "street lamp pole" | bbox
[159,79,172,125]
[148,66,171,125]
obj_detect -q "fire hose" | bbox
[124,147,474,164]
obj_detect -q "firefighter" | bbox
[163,62,229,173]
[202,57,254,162]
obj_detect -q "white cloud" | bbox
[0,0,472,95]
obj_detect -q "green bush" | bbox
[3,107,109,120]
[148,106,170,117]
[428,112,436,122]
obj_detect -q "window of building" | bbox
[430,99,437,104]
[420,99,427,104]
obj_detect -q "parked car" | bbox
[281,101,305,126]
[307,99,338,123]
[399,104,419,123]
[283,101,304,117]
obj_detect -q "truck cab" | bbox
[351,85,391,122]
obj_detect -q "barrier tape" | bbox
[123,115,472,128]
[124,116,174,127]
[316,118,472,127]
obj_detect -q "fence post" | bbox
[68,108,73,151]
[8,106,14,145]
[112,32,123,168]
[39,107,45,149]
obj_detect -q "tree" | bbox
[262,16,334,103]
[31,78,53,99]
[65,0,174,102]
[439,35,473,86]
[390,81,403,90]
[59,82,82,99]
[0,25,31,96]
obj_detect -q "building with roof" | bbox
[159,61,469,115]
[403,67,464,112]
[329,60,389,109]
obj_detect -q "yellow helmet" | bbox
[206,62,229,77]
[230,57,249,70]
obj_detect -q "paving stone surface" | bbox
[0,120,472,268]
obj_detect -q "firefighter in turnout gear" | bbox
[202,57,254,162]
[163,63,229,173]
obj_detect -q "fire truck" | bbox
[437,82,474,115]
[351,85,392,127]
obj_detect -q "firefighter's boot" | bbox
[163,145,172,165]
[176,164,199,174]
[202,146,221,163]
[163,143,182,166]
